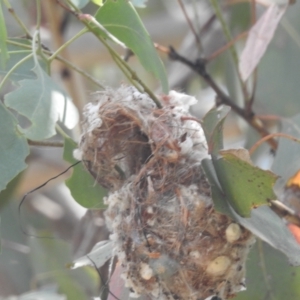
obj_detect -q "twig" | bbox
[27,140,64,147]
[177,0,202,52]
[206,31,248,62]
[168,46,278,150]
[3,0,32,38]
[43,0,87,113]
[55,0,162,108]
[249,132,300,155]
[270,200,300,227]
[47,28,87,62]
[210,0,249,101]
[6,39,104,89]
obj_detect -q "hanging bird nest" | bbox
[77,86,255,300]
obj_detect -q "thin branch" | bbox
[48,28,87,62]
[3,0,32,38]
[6,39,104,89]
[177,0,202,52]
[55,55,105,89]
[27,140,64,147]
[249,132,300,155]
[210,0,249,101]
[206,31,248,62]
[56,0,162,108]
[168,46,278,150]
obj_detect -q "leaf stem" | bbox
[55,124,73,140]
[6,40,32,50]
[57,0,162,108]
[35,0,42,30]
[6,39,104,89]
[27,140,64,147]
[0,53,34,91]
[80,18,162,108]
[55,55,105,89]
[3,0,32,38]
[48,28,88,62]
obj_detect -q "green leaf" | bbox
[235,240,300,299]
[0,2,9,67]
[231,205,300,265]
[0,39,36,82]
[70,0,90,9]
[201,158,234,218]
[272,113,300,192]
[29,238,99,299]
[0,172,23,209]
[95,0,168,93]
[0,102,29,193]
[91,0,103,5]
[4,63,67,140]
[214,149,277,217]
[63,137,107,209]
[202,105,231,156]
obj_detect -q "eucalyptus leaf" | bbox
[29,237,98,299]
[71,240,113,269]
[202,156,300,265]
[272,113,300,193]
[1,40,35,82]
[202,105,230,156]
[235,241,300,300]
[0,2,9,67]
[91,0,103,5]
[0,102,29,193]
[4,63,68,140]
[95,0,168,93]
[63,137,107,209]
[214,149,277,217]
[232,205,300,266]
[201,158,234,218]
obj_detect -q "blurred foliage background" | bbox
[2,0,300,299]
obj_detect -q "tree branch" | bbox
[168,46,278,151]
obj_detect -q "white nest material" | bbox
[78,86,255,300]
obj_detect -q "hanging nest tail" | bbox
[76,86,255,300]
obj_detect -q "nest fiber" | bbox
[78,86,255,300]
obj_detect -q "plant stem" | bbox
[3,0,32,38]
[6,40,32,49]
[55,124,73,140]
[27,140,64,147]
[168,47,278,150]
[80,18,162,108]
[0,53,34,91]
[210,0,249,101]
[48,28,88,62]
[6,39,104,89]
[58,0,162,108]
[35,0,42,30]
[55,55,105,89]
